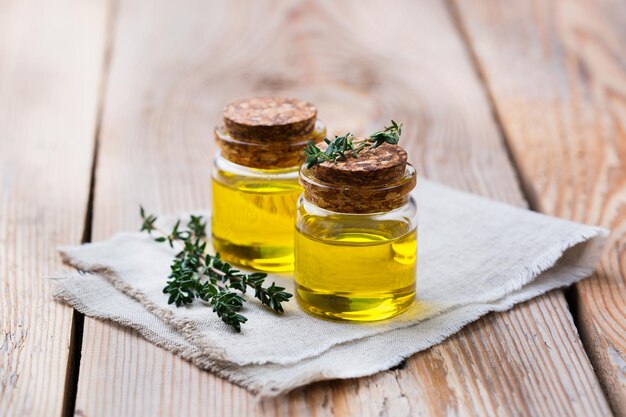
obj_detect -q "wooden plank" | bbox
[75,0,611,416]
[450,0,626,414]
[0,0,107,416]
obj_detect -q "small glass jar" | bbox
[295,143,417,321]
[212,97,326,272]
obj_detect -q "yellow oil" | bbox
[295,216,417,321]
[211,171,301,272]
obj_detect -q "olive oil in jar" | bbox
[212,162,301,272]
[295,209,417,320]
[212,97,325,272]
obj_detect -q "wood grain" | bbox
[451,0,626,414]
[0,0,107,416]
[75,0,611,416]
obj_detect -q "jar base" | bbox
[212,234,294,272]
[295,284,415,322]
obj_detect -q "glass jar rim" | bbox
[299,163,416,214]
[300,163,416,193]
[214,120,326,169]
[298,192,417,217]
[214,152,301,175]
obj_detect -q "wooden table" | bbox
[1,0,625,416]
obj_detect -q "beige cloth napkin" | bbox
[52,179,608,396]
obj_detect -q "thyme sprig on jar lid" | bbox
[139,207,292,332]
[304,120,402,168]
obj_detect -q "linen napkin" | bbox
[52,178,608,396]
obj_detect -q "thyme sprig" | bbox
[139,207,292,331]
[304,120,403,168]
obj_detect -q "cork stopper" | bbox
[300,141,416,213]
[310,141,408,186]
[223,97,317,141]
[216,97,323,169]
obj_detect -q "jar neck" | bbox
[214,120,326,169]
[299,193,417,219]
[213,152,300,177]
[299,164,417,214]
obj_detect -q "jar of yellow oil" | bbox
[295,138,417,321]
[212,97,326,272]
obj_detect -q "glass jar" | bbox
[295,145,417,321]
[211,97,326,272]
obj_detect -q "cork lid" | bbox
[223,97,317,142]
[310,140,408,186]
[300,142,416,213]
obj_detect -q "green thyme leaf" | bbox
[304,121,403,168]
[139,208,292,332]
